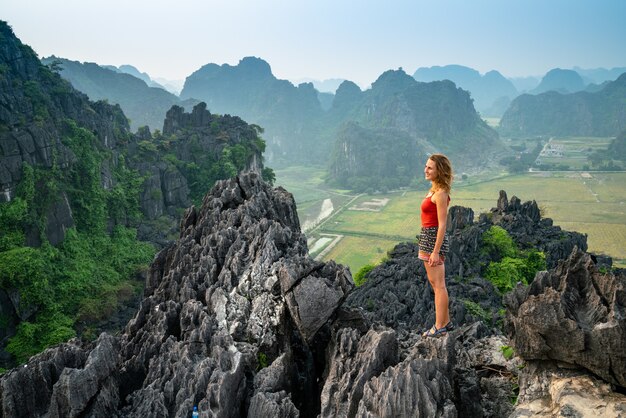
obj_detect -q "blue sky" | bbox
[4,0,626,86]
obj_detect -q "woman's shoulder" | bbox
[432,189,450,202]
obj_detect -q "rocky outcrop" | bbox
[0,21,130,245]
[505,248,626,388]
[134,161,190,220]
[319,320,519,418]
[344,241,503,333]
[0,172,352,417]
[320,326,398,417]
[0,339,89,417]
[2,175,624,417]
[0,21,128,193]
[39,191,74,247]
[491,191,587,268]
[446,190,587,277]
[345,190,588,334]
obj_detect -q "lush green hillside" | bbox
[0,22,272,367]
[328,122,423,192]
[41,57,198,132]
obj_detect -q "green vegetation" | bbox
[482,226,546,293]
[328,123,421,193]
[500,136,623,173]
[463,299,492,325]
[353,263,376,287]
[500,345,515,361]
[1,226,153,366]
[499,139,543,173]
[481,225,517,259]
[141,122,273,206]
[586,131,626,170]
[322,236,398,275]
[257,352,268,371]
[0,123,155,365]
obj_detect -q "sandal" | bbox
[444,321,454,331]
[422,324,448,338]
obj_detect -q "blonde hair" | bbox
[429,154,453,193]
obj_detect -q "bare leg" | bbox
[424,261,449,329]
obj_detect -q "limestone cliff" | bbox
[0,21,268,247]
[328,69,502,189]
[40,57,197,132]
[0,172,353,417]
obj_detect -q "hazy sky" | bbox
[4,0,626,87]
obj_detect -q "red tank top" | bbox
[421,194,450,227]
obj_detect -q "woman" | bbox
[419,154,453,337]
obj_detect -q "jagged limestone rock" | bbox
[355,358,457,418]
[0,339,89,417]
[46,333,120,418]
[505,248,626,388]
[1,172,352,417]
[319,326,398,417]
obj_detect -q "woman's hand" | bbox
[428,252,440,266]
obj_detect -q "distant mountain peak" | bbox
[237,56,273,77]
[532,68,586,94]
[371,69,416,93]
[412,65,518,117]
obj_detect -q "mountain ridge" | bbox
[41,56,199,132]
[499,72,626,136]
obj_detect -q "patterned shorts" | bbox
[418,226,449,265]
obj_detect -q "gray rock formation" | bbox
[344,242,503,334]
[320,326,398,417]
[318,320,519,418]
[2,173,624,418]
[0,172,353,417]
[505,248,626,388]
[491,191,588,268]
[135,161,191,220]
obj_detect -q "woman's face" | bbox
[424,158,438,181]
